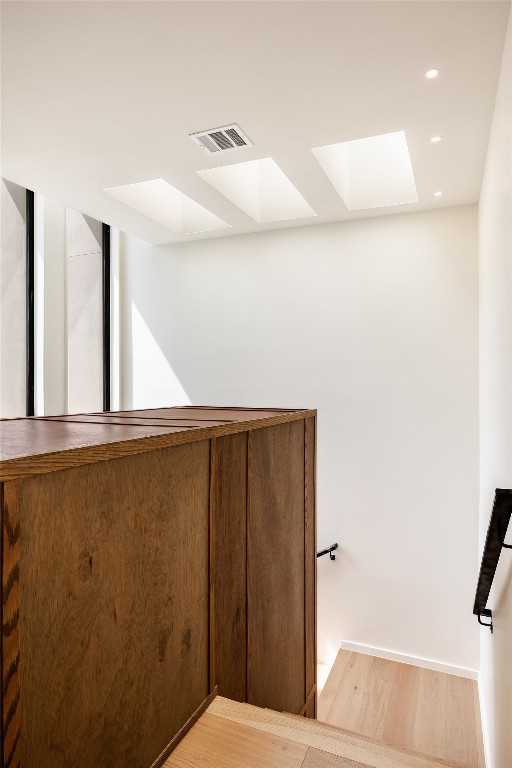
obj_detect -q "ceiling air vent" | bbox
[190,124,253,155]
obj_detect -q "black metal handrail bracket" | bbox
[317,543,339,561]
[473,488,512,633]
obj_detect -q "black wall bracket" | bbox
[477,608,493,633]
[497,516,512,549]
[317,543,339,561]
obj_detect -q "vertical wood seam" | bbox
[246,430,251,704]
[209,438,216,694]
[304,418,308,714]
[313,416,318,718]
[1,482,3,768]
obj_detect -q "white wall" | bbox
[66,210,103,414]
[43,197,67,415]
[37,201,119,415]
[0,179,27,418]
[121,204,480,673]
[478,7,512,767]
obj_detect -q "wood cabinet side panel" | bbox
[248,420,306,715]
[2,481,21,768]
[19,442,210,768]
[305,416,317,718]
[211,434,248,702]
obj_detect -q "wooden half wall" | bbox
[0,406,316,768]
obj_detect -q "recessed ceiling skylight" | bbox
[197,158,316,223]
[104,178,230,235]
[312,131,418,211]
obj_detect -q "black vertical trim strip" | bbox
[102,223,111,412]
[26,189,35,417]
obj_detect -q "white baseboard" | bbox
[340,640,478,680]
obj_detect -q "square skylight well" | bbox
[104,179,230,235]
[312,131,418,211]
[197,158,316,223]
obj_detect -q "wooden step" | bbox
[164,695,464,768]
[317,650,485,768]
[278,710,459,767]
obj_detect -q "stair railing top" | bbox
[474,488,512,632]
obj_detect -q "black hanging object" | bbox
[317,543,339,560]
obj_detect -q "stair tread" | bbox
[316,650,484,768]
[209,697,463,768]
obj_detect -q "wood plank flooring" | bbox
[318,651,485,768]
[164,696,462,768]
[164,712,307,768]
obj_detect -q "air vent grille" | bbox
[190,124,252,154]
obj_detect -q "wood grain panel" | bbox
[248,421,306,714]
[0,418,191,461]
[355,657,397,741]
[302,747,370,768]
[304,686,317,720]
[209,697,453,768]
[210,434,248,702]
[149,689,218,768]
[411,668,446,759]
[472,680,485,768]
[0,409,316,482]
[112,407,296,421]
[306,697,317,720]
[1,482,21,768]
[304,416,317,718]
[41,415,227,428]
[318,651,354,723]
[20,442,210,768]
[443,674,482,768]
[164,712,307,768]
[380,657,419,748]
[321,651,484,768]
[325,652,375,733]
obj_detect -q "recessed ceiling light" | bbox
[434,191,443,197]
[312,130,418,211]
[430,136,443,143]
[425,68,440,79]
[104,178,230,234]
[197,158,316,223]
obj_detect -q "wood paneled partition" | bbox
[0,406,316,768]
[248,420,306,713]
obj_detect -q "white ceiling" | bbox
[1,0,510,244]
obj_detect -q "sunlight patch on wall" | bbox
[131,301,191,409]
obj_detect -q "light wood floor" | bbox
[318,651,485,768]
[165,696,466,768]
